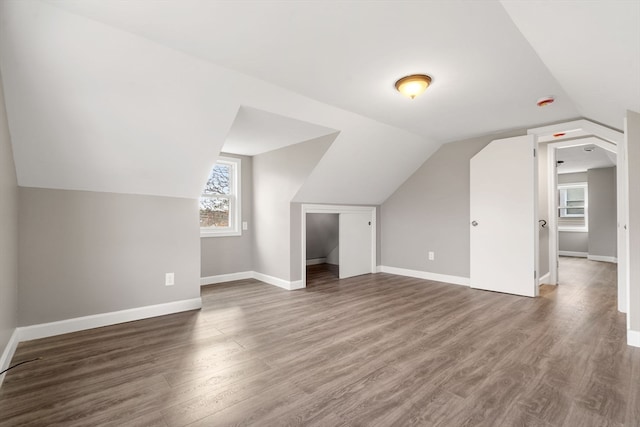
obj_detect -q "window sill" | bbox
[558,227,588,233]
[200,230,242,238]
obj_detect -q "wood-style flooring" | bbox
[1,258,639,426]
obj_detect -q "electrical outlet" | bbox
[428,251,435,261]
[165,272,175,286]
[242,221,248,231]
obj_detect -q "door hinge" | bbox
[533,148,537,157]
[534,270,537,279]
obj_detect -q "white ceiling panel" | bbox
[501,0,640,131]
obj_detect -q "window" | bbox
[558,183,587,218]
[200,156,241,237]
[557,182,588,232]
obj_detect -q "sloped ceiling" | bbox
[557,145,616,174]
[0,0,638,203]
[501,0,640,131]
[222,107,338,156]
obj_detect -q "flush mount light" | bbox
[553,132,566,138]
[537,96,555,107]
[395,74,432,99]
[584,146,595,152]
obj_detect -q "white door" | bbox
[470,135,538,297]
[339,213,373,279]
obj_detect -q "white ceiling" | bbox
[502,0,640,132]
[39,0,583,142]
[557,144,617,174]
[222,107,338,156]
[0,0,638,202]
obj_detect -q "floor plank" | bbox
[1,258,638,426]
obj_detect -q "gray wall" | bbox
[626,110,640,332]
[200,153,253,278]
[306,213,338,260]
[587,167,617,258]
[253,135,332,281]
[18,188,201,326]
[559,231,588,253]
[0,70,18,359]
[381,129,525,278]
[558,172,588,184]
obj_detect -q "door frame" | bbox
[300,204,376,288]
[528,120,625,310]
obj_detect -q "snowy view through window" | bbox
[200,163,230,227]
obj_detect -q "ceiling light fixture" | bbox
[553,132,566,138]
[395,74,432,99]
[584,146,595,152]
[537,96,555,107]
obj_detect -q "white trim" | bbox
[376,265,382,273]
[528,119,623,145]
[378,265,469,287]
[588,255,618,264]
[18,298,202,342]
[200,271,253,285]
[628,329,640,348]
[301,204,376,289]
[289,280,304,290]
[200,271,305,290]
[0,329,20,388]
[252,272,302,291]
[558,228,588,233]
[538,271,551,285]
[306,258,327,266]
[559,251,588,258]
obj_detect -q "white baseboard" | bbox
[306,258,327,266]
[376,265,382,273]
[538,272,551,285]
[559,251,588,258]
[18,298,202,342]
[200,271,253,286]
[289,280,304,290]
[252,272,302,291]
[588,255,618,264]
[201,271,304,291]
[628,329,640,348]
[378,266,469,287]
[0,329,20,388]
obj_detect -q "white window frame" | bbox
[558,182,588,232]
[200,156,242,237]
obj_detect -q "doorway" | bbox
[551,141,618,285]
[306,213,340,283]
[528,119,626,312]
[300,204,376,288]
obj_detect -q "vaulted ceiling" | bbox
[0,0,638,203]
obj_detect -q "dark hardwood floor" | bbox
[1,257,638,426]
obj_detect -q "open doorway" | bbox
[300,204,376,288]
[553,143,618,284]
[530,119,625,313]
[306,213,339,285]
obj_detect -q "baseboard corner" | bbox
[628,329,640,348]
[538,272,551,285]
[0,328,20,388]
[200,271,253,286]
